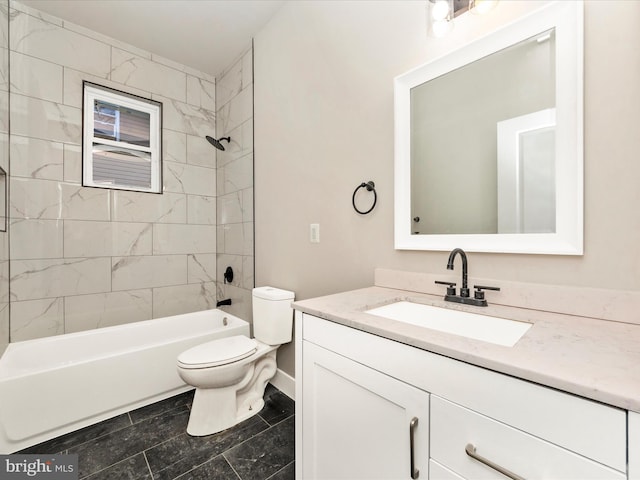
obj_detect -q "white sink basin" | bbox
[365,301,531,347]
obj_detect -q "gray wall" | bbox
[254,0,640,377]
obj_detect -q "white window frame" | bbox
[82,82,162,193]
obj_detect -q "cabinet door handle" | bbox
[465,444,525,480]
[409,417,419,479]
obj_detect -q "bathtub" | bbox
[0,309,249,453]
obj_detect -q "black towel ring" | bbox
[352,181,377,215]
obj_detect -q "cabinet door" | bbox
[302,341,429,480]
[631,411,640,480]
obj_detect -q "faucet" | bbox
[447,248,469,298]
[216,298,232,307]
[435,248,500,307]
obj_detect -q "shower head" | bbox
[205,136,231,151]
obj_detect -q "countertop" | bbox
[293,286,640,412]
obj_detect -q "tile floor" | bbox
[20,384,295,480]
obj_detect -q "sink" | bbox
[365,301,531,347]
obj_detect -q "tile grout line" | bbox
[143,450,155,480]
[221,452,243,480]
[264,460,294,480]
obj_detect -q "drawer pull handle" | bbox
[410,417,419,479]
[465,444,525,480]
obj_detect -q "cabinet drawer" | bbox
[430,395,625,480]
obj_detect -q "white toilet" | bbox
[176,286,295,436]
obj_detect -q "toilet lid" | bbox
[177,335,258,369]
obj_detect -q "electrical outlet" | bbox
[310,223,320,243]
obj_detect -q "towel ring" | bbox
[352,181,377,215]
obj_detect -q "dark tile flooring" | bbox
[20,384,295,480]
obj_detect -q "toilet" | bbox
[176,286,295,436]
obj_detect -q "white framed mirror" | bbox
[394,1,583,254]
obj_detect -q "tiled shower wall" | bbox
[215,48,255,323]
[0,1,8,352]
[7,2,219,341]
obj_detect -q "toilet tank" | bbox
[252,286,295,346]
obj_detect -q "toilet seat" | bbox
[177,335,258,369]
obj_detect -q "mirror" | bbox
[394,1,583,254]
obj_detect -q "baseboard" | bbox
[271,368,295,400]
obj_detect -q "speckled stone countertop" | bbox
[293,286,640,412]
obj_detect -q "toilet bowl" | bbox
[177,286,294,436]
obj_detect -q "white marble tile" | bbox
[10,9,110,77]
[0,91,9,134]
[216,119,253,168]
[188,253,216,283]
[242,188,254,223]
[64,220,152,257]
[215,282,253,323]
[218,191,243,225]
[163,161,216,197]
[11,93,81,144]
[163,129,186,164]
[187,75,216,111]
[63,20,151,61]
[64,289,152,333]
[243,222,254,256]
[10,2,63,27]
[63,66,150,109]
[0,302,8,352]
[151,53,214,82]
[0,132,7,173]
[111,190,186,223]
[10,257,111,301]
[0,260,8,304]
[111,48,186,102]
[242,255,255,290]
[153,94,216,137]
[216,57,242,108]
[218,153,253,196]
[242,48,253,90]
[217,86,252,134]
[152,281,216,319]
[111,254,187,291]
[10,178,110,220]
[63,143,82,183]
[186,134,215,168]
[187,195,216,225]
[153,224,216,255]
[10,218,63,259]
[10,297,64,341]
[0,47,9,93]
[216,225,225,253]
[0,3,9,49]
[10,135,64,181]
[10,51,63,103]
[220,223,244,255]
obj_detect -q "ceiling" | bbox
[19,0,287,78]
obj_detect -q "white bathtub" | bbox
[0,309,249,453]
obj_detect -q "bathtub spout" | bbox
[217,298,232,307]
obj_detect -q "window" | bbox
[83,82,162,193]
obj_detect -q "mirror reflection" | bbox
[410,29,556,235]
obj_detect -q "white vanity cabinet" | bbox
[630,412,640,480]
[296,312,628,480]
[302,341,429,479]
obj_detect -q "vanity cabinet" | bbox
[302,341,429,479]
[630,412,640,480]
[296,312,628,480]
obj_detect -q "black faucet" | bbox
[435,248,500,307]
[447,248,469,298]
[216,298,232,307]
